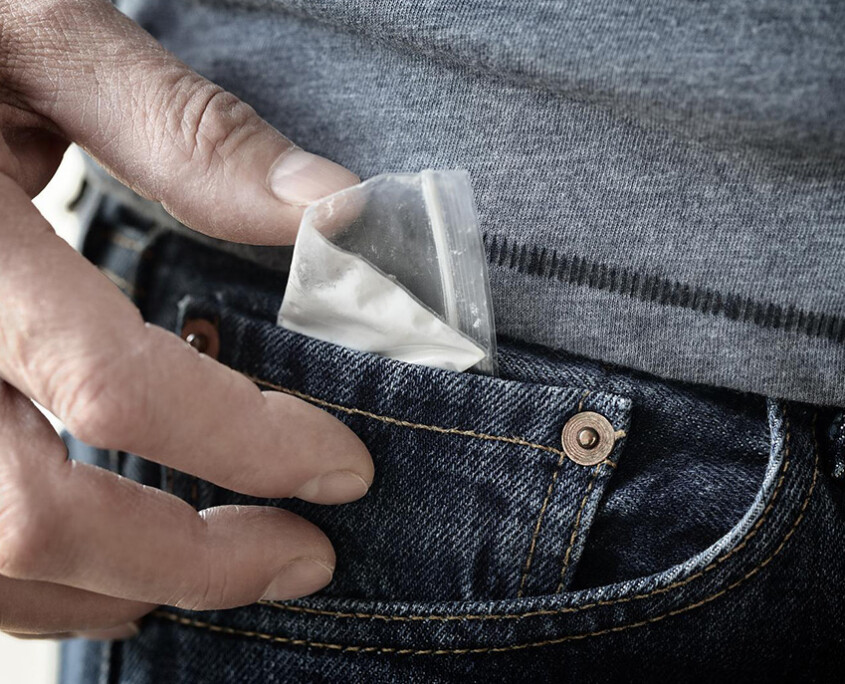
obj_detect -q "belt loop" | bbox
[78,187,166,311]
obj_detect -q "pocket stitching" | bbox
[259,407,795,620]
[245,373,624,464]
[515,449,567,597]
[517,390,596,598]
[555,465,602,594]
[250,374,621,597]
[152,410,818,654]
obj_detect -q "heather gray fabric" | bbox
[113,0,845,406]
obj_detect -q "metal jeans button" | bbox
[561,411,616,466]
[180,318,220,360]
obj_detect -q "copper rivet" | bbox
[180,318,220,360]
[561,411,616,466]
[577,427,600,449]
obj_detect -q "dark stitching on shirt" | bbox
[484,234,845,345]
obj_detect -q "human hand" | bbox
[0,0,372,641]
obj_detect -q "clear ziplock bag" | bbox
[277,170,497,374]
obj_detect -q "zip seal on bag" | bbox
[278,169,498,375]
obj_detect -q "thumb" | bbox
[3,0,358,244]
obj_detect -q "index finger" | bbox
[0,178,373,503]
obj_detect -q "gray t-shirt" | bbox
[115,0,845,406]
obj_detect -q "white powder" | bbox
[278,217,486,372]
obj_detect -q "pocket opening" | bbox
[156,298,817,655]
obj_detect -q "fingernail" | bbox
[261,558,334,600]
[78,622,139,641]
[268,148,359,206]
[293,470,371,504]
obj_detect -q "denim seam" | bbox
[100,267,139,298]
[244,374,626,463]
[555,466,601,594]
[110,232,146,253]
[151,411,817,654]
[153,468,813,656]
[258,409,794,620]
[515,451,567,598]
[100,229,160,297]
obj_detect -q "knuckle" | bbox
[59,365,125,446]
[58,343,149,449]
[164,74,260,172]
[0,476,54,579]
[179,565,229,611]
[169,523,228,610]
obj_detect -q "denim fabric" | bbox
[106,0,845,405]
[59,196,845,682]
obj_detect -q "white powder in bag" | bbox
[278,217,486,372]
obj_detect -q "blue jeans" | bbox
[61,194,845,682]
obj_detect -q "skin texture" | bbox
[0,0,374,639]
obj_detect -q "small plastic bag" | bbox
[277,169,498,374]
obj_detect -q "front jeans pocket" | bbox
[170,296,632,603]
[151,306,819,660]
[155,294,819,654]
